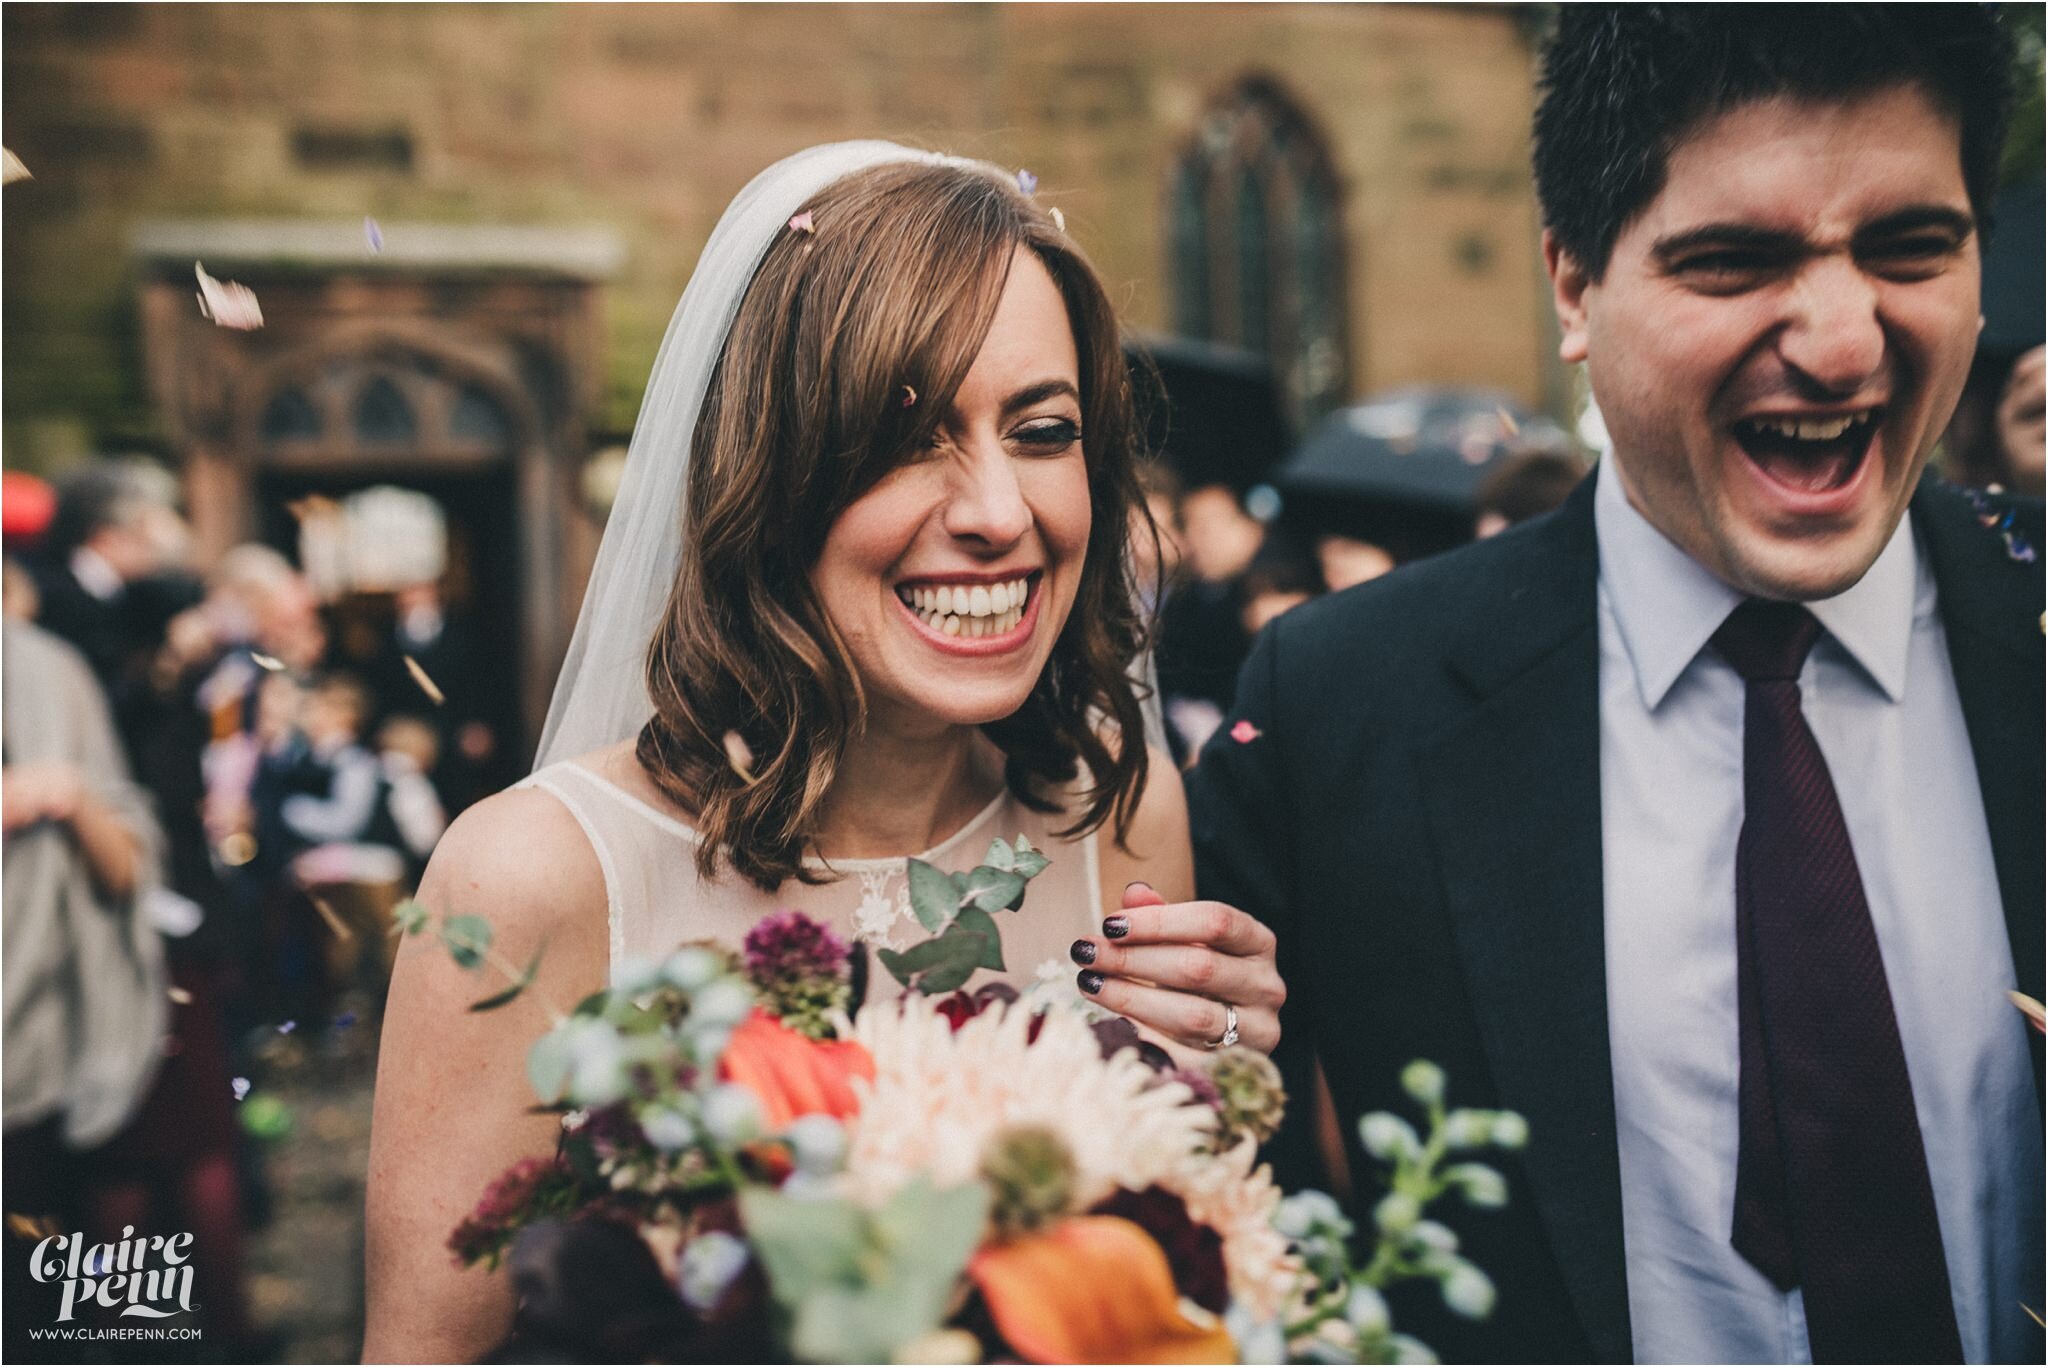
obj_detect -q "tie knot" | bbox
[1712,599,1823,683]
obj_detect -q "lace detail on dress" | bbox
[852,866,920,951]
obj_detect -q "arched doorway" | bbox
[132,222,618,770]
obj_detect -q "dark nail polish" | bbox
[1103,915,1130,939]
[1069,939,1097,965]
[1077,969,1105,995]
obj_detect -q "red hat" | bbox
[2,469,57,543]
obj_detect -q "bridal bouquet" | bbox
[399,839,1525,1364]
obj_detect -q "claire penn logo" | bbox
[30,1226,197,1322]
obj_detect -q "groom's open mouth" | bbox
[893,570,1041,652]
[1730,406,1882,504]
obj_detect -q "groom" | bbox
[1188,6,2043,1362]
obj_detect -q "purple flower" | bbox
[743,911,850,986]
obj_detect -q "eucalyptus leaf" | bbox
[905,858,958,933]
[392,898,430,937]
[951,906,1006,971]
[1011,849,1051,880]
[439,914,494,970]
[913,931,984,994]
[743,1180,987,1364]
[983,837,1017,872]
[526,1027,572,1104]
[469,945,543,1012]
[959,866,1026,915]
[570,989,610,1018]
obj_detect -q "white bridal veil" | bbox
[534,140,1165,772]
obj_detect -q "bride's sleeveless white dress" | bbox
[518,759,1105,1001]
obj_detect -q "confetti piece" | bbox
[309,894,356,944]
[403,653,446,706]
[167,985,193,1005]
[6,1213,58,1241]
[901,384,918,408]
[219,832,258,867]
[231,1077,252,1101]
[365,216,384,254]
[1230,720,1263,744]
[334,1011,359,1031]
[722,729,757,784]
[1016,168,1039,196]
[2009,990,2045,1034]
[1496,406,1521,438]
[2,149,30,185]
[2026,1303,2046,1330]
[194,261,264,330]
[250,651,286,672]
[787,210,815,235]
[1049,207,1065,233]
[277,1020,297,1035]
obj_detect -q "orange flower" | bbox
[718,1009,874,1131]
[969,1215,1236,1364]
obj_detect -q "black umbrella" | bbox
[1982,178,2043,355]
[1123,334,1291,491]
[1277,387,1568,512]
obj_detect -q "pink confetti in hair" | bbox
[194,262,264,330]
[901,384,918,408]
[1230,720,1263,744]
[787,211,815,235]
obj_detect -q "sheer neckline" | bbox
[553,758,1012,872]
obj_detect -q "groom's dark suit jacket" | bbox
[1186,473,2044,1362]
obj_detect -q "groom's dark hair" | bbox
[638,158,1157,891]
[1533,3,2016,279]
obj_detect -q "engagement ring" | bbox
[1206,1003,1240,1050]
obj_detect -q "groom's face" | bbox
[1549,84,1982,601]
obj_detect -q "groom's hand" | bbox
[1069,882,1285,1054]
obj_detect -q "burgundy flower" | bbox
[1089,1185,1230,1313]
[743,911,851,985]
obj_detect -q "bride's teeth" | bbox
[989,583,1010,615]
[941,614,961,636]
[969,585,992,617]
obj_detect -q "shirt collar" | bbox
[1593,454,1916,709]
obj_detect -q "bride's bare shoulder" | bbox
[414,766,608,941]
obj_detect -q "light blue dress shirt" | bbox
[1593,457,2043,1363]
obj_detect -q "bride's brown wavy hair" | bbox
[636,158,1155,891]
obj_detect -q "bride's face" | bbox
[811,247,1092,732]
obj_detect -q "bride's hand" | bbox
[1069,882,1285,1054]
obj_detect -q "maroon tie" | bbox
[1713,599,1961,1363]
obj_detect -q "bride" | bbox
[363,142,1285,1360]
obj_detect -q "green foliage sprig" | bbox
[1261,1061,1528,1364]
[876,836,1050,995]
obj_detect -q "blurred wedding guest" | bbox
[1156,483,1264,759]
[1131,458,1185,612]
[1944,343,2046,497]
[29,459,184,700]
[2,614,168,1351]
[1473,449,1590,539]
[1992,344,2044,495]
[3,555,39,621]
[1239,531,1325,637]
[1312,532,1396,593]
[371,577,496,815]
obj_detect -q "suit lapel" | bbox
[1414,479,1634,1362]
[1914,483,2044,1072]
